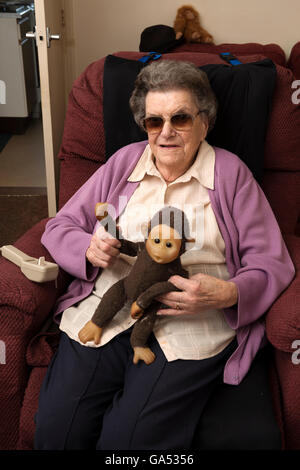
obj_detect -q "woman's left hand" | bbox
[156,273,238,316]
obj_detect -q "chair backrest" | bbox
[57,49,300,235]
[172,42,287,67]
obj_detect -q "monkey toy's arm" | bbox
[96,202,143,258]
[131,281,179,319]
[119,238,144,258]
[173,11,186,39]
[130,266,189,319]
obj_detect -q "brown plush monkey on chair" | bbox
[174,5,214,44]
[78,205,195,365]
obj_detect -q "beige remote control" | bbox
[0,245,59,283]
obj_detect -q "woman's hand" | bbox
[86,225,121,268]
[156,273,238,316]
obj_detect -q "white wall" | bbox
[63,0,300,91]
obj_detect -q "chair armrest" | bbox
[0,219,72,449]
[0,218,71,337]
[266,234,300,352]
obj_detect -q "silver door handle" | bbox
[26,27,60,48]
[46,27,60,48]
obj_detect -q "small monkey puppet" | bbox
[173,5,214,44]
[79,205,195,365]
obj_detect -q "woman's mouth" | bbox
[159,144,179,148]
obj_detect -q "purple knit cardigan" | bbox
[41,141,295,385]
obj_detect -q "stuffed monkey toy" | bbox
[174,5,214,44]
[78,205,195,365]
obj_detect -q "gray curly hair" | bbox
[129,60,217,132]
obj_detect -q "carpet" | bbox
[0,134,12,152]
[0,188,48,247]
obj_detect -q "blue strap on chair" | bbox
[220,52,242,65]
[139,52,162,63]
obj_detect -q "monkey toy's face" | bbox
[185,9,195,20]
[146,224,182,264]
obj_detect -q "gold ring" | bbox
[176,303,180,310]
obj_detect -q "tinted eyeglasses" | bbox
[143,110,203,134]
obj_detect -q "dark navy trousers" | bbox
[34,328,237,450]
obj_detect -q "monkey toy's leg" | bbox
[130,305,158,365]
[79,279,127,344]
[92,278,126,327]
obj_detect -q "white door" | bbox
[33,0,66,216]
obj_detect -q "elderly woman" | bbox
[34,60,294,450]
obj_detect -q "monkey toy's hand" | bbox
[78,320,103,345]
[130,301,144,320]
[133,347,156,365]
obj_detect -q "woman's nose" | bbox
[160,120,176,137]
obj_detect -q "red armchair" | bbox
[0,43,299,450]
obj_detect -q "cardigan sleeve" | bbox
[41,166,106,281]
[40,141,146,281]
[224,175,295,330]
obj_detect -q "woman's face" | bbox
[145,89,208,180]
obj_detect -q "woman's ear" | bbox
[201,116,209,140]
